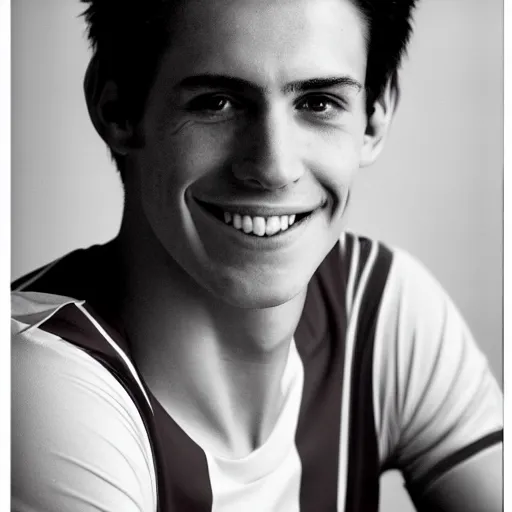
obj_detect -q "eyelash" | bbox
[187,95,242,120]
[186,93,347,122]
[295,94,347,118]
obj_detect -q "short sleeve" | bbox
[372,249,503,496]
[11,323,157,512]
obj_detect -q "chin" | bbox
[222,290,301,310]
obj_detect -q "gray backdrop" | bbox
[11,1,503,510]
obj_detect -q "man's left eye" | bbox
[296,95,345,117]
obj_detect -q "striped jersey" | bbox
[11,233,503,512]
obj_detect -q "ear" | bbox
[83,56,138,156]
[359,75,399,167]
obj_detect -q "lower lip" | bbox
[189,198,318,251]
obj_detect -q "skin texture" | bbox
[110,0,391,309]
[94,0,393,459]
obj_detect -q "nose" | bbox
[232,108,304,190]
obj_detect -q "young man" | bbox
[11,0,503,511]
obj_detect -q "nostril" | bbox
[245,177,270,190]
[235,176,290,192]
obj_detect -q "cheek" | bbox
[304,125,365,190]
[138,121,236,208]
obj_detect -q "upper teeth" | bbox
[224,212,297,236]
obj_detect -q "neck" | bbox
[110,212,307,457]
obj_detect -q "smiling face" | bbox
[122,0,379,307]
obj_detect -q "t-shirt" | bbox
[11,233,503,512]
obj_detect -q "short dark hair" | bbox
[81,0,418,176]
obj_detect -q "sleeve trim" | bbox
[407,429,503,495]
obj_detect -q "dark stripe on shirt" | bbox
[352,236,373,300]
[39,301,214,512]
[11,248,90,294]
[39,303,128,366]
[294,240,349,511]
[344,241,393,511]
[12,262,52,290]
[147,397,213,512]
[38,304,165,509]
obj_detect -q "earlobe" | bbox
[83,57,137,156]
[360,76,399,167]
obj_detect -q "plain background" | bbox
[11,0,503,510]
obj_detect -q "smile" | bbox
[195,199,315,237]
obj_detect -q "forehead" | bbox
[156,0,368,88]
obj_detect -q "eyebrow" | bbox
[175,74,363,94]
[284,77,363,94]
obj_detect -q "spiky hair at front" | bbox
[81,0,418,174]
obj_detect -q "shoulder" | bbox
[11,249,84,294]
[11,291,157,512]
[340,234,502,485]
[342,237,503,498]
[340,232,463,329]
[341,231,441,294]
[11,244,111,302]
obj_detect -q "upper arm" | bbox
[11,325,157,512]
[373,250,503,511]
[416,444,502,512]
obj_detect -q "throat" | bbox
[192,337,295,458]
[137,327,296,459]
[117,226,308,457]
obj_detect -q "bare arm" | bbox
[414,445,502,512]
